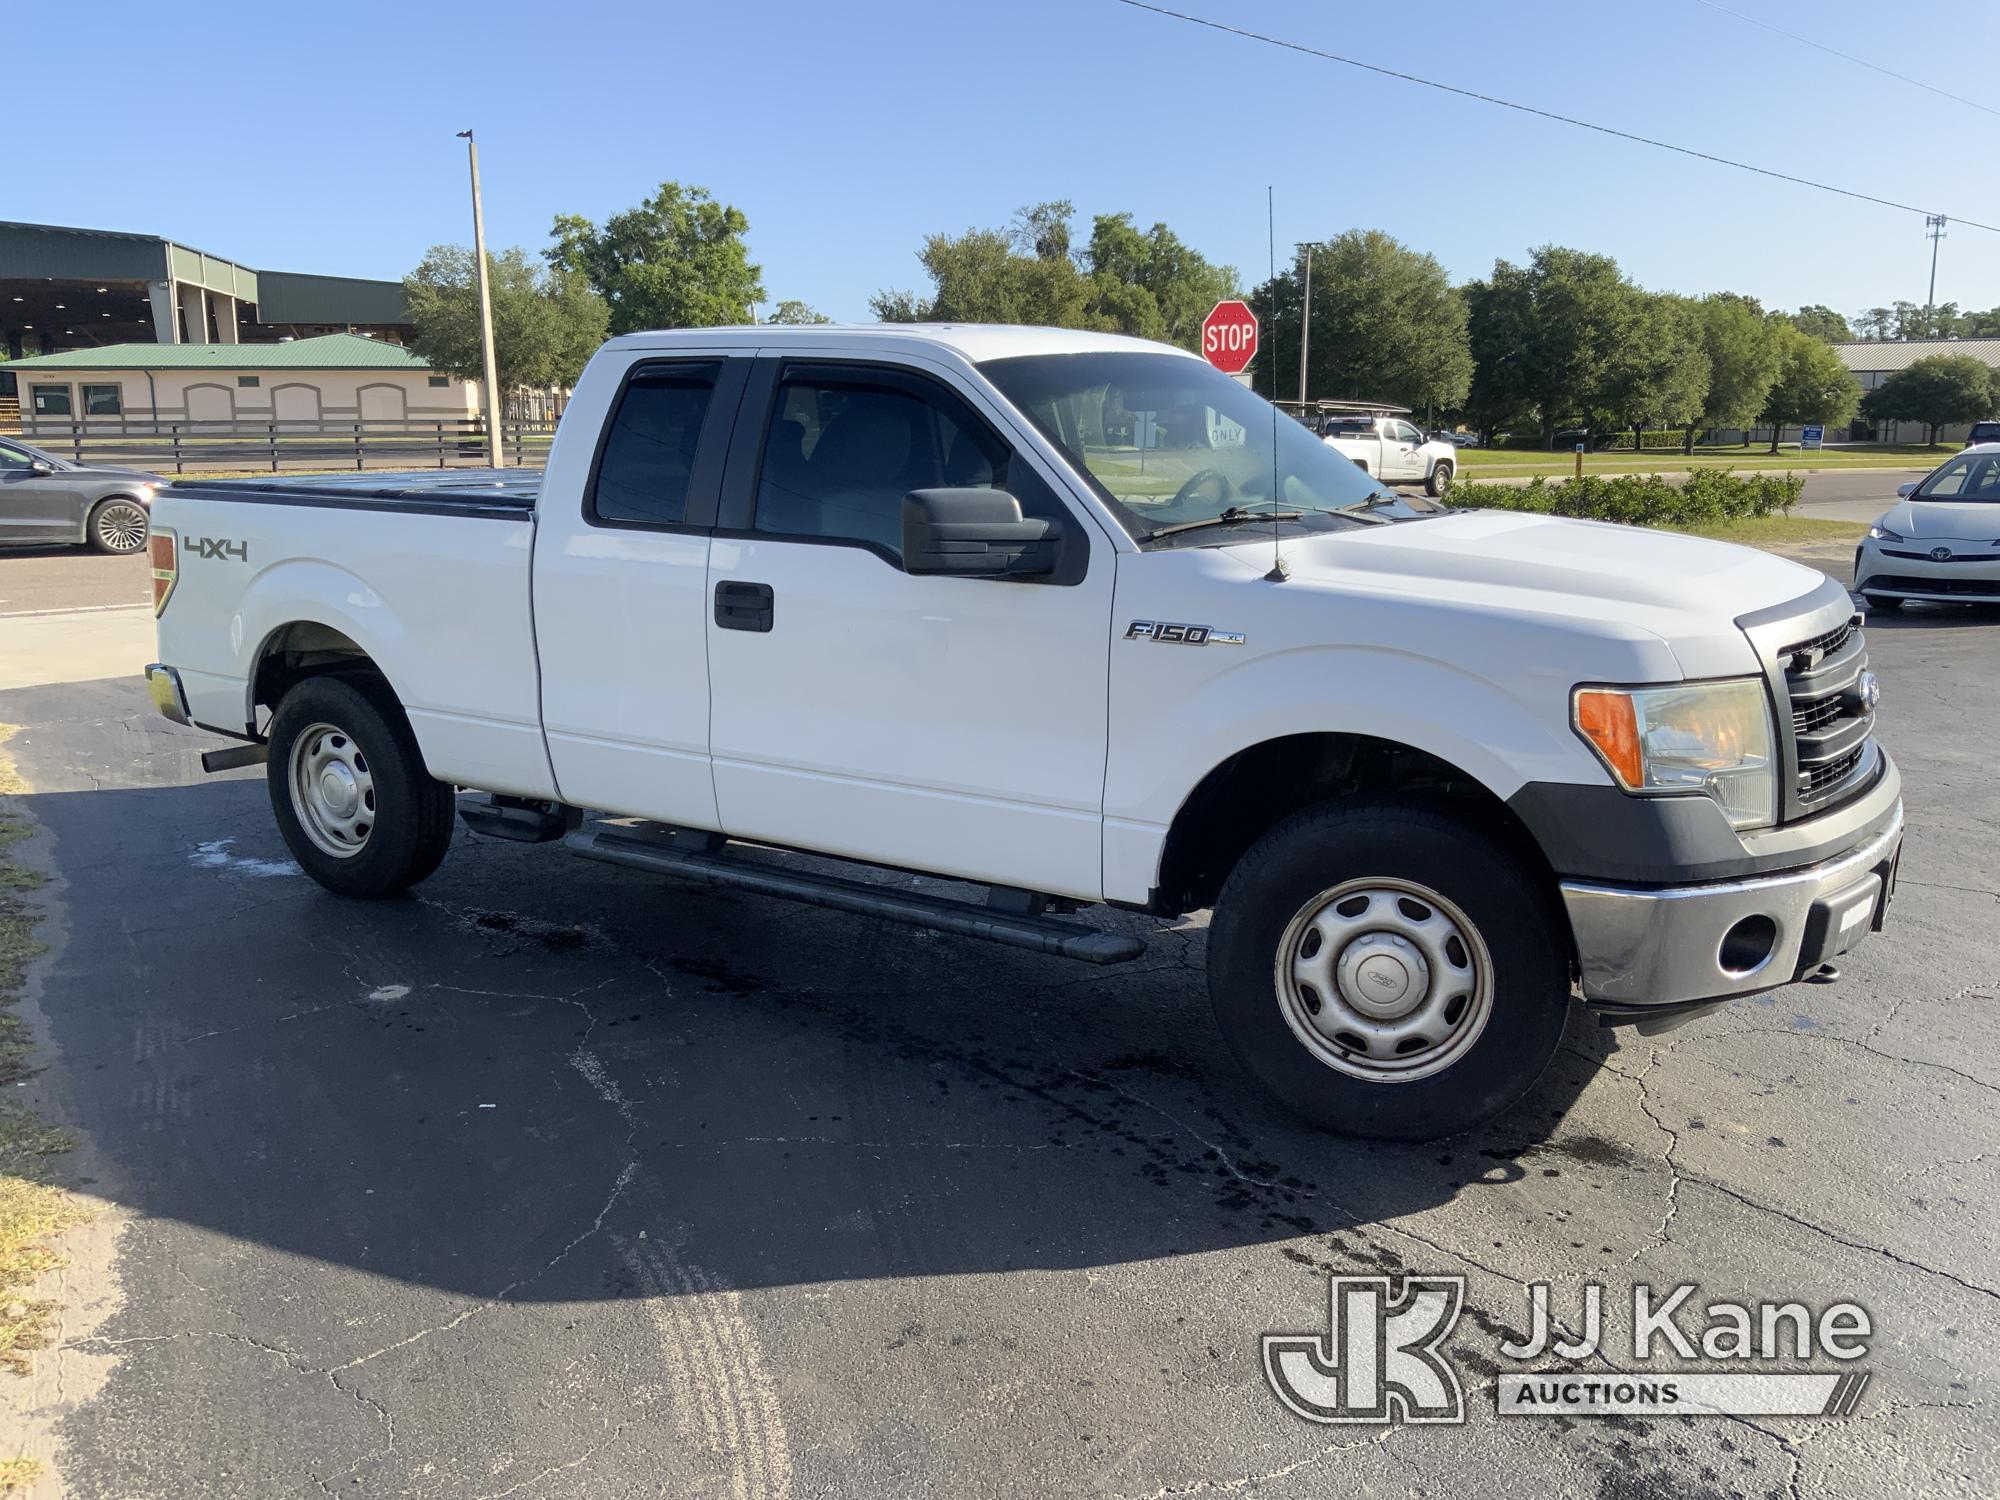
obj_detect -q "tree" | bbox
[1684,295,1783,451]
[1463,275,1537,444]
[871,201,1097,327]
[1787,304,1853,343]
[872,202,1234,348]
[1958,306,2000,338]
[1464,246,1638,447]
[1600,293,1709,450]
[1853,307,1895,341]
[765,299,831,325]
[404,245,608,397]
[1760,325,1862,452]
[1886,300,1963,341]
[1246,230,1471,416]
[547,182,764,334]
[1083,213,1237,349]
[1862,354,1997,445]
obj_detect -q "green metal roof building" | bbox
[0,220,411,364]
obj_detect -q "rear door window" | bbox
[589,362,721,528]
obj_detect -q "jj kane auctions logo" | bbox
[1263,1275,1873,1422]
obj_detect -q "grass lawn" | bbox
[1458,444,1941,478]
[1679,514,1868,546]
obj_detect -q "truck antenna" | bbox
[1264,186,1288,582]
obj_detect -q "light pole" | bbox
[457,130,504,468]
[1294,242,1313,408]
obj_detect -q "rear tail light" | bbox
[150,528,178,616]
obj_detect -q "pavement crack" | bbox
[1683,1173,2000,1304]
[1110,1428,1401,1499]
[470,1426,631,1500]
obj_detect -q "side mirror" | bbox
[902,488,1059,577]
[1895,483,1918,498]
[27,459,54,475]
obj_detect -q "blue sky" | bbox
[16,0,1998,324]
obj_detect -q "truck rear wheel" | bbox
[1207,799,1569,1140]
[266,674,454,897]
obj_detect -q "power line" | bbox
[1689,0,2000,120]
[1111,0,1999,235]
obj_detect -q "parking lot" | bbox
[1,536,1995,1499]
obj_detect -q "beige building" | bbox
[2,333,478,434]
[1834,338,2000,445]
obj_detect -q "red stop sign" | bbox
[1201,299,1259,375]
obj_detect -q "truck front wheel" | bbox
[266,674,454,897]
[1207,799,1569,1140]
[1426,460,1455,497]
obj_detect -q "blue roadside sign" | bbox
[1801,425,1825,450]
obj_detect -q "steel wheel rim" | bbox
[289,721,376,859]
[1273,877,1494,1083]
[96,503,148,552]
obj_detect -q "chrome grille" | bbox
[1792,696,1843,735]
[1779,610,1875,815]
[1800,744,1867,801]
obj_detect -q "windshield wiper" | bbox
[1337,490,1401,514]
[1145,504,1304,541]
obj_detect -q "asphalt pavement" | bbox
[0,541,1994,1499]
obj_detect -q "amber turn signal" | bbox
[1574,689,1643,788]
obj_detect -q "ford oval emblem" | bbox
[1852,670,1881,712]
[1930,545,1954,561]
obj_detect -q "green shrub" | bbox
[1448,470,1801,529]
[1599,429,1690,450]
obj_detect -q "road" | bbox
[0,541,1994,1499]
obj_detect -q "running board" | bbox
[564,826,1144,965]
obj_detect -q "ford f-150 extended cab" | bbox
[144,325,1903,1140]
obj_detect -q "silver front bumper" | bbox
[1561,804,1903,1007]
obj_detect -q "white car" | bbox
[1319,413,1459,496]
[144,324,1901,1142]
[1854,443,2000,610]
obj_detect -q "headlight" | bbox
[1573,679,1777,831]
[1867,523,1901,542]
[133,483,156,504]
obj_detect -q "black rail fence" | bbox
[18,417,560,475]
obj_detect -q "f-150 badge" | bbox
[1125,621,1245,646]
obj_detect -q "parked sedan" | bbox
[1854,444,2000,610]
[0,437,161,554]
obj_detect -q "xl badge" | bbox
[1125,620,1245,647]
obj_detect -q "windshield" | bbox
[980,351,1384,544]
[0,438,62,469]
[1915,451,2000,503]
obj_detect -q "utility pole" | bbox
[1925,214,1948,329]
[457,130,504,467]
[1294,242,1313,408]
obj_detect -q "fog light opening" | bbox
[1719,915,1779,977]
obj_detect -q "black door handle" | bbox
[714,580,774,632]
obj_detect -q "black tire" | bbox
[265,673,454,897]
[1425,461,1454,498]
[1207,798,1570,1141]
[86,496,150,554]
[1861,593,1902,613]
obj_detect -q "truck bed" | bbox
[167,469,542,521]
[154,467,554,798]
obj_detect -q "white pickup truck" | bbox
[1318,411,1460,496]
[144,325,1903,1141]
